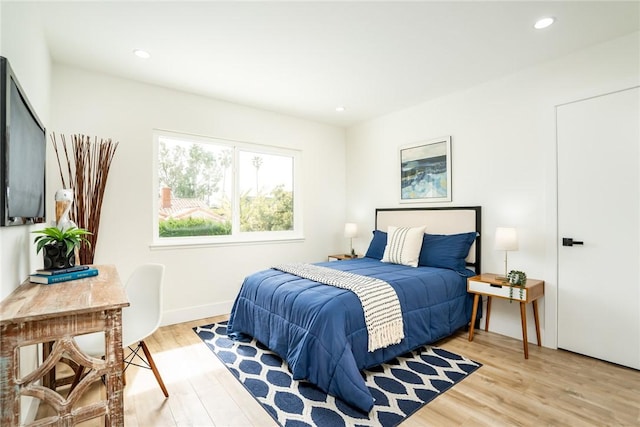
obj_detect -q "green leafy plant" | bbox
[507,270,527,302]
[32,226,92,257]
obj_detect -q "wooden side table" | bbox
[328,254,358,261]
[467,273,544,359]
[0,265,129,426]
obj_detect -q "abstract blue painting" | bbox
[400,136,451,203]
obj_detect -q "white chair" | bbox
[72,263,169,397]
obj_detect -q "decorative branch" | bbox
[50,133,119,265]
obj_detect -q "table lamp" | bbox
[344,223,358,257]
[495,227,518,281]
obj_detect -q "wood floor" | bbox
[37,315,640,426]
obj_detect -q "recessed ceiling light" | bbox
[534,17,555,30]
[335,106,346,112]
[133,49,151,59]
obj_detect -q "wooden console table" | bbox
[0,265,129,426]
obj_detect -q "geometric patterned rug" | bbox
[194,322,481,427]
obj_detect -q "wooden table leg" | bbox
[104,309,125,427]
[532,300,541,346]
[485,296,492,331]
[0,327,19,426]
[468,294,480,341]
[520,301,529,359]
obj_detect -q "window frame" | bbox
[151,129,303,249]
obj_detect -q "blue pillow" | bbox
[418,232,477,272]
[365,230,387,260]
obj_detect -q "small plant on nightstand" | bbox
[507,270,527,302]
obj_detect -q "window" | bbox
[153,130,301,246]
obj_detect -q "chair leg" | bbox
[139,340,169,397]
[69,365,85,392]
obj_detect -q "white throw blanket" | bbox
[273,263,405,352]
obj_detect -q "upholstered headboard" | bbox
[375,206,482,273]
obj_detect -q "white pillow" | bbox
[381,226,426,267]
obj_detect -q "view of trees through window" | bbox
[156,134,295,239]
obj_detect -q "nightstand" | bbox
[328,254,357,261]
[467,273,544,359]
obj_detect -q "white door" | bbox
[557,87,639,369]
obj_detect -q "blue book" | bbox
[35,265,90,276]
[29,267,99,284]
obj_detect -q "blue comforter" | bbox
[227,257,477,412]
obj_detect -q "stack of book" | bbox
[29,265,99,284]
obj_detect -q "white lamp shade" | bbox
[344,223,358,238]
[495,227,518,251]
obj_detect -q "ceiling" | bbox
[33,1,640,127]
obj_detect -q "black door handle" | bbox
[562,238,584,247]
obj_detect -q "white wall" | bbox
[0,3,52,423]
[50,65,347,324]
[346,32,640,348]
[0,2,51,300]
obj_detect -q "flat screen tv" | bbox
[0,56,46,226]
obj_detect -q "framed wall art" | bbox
[399,136,452,203]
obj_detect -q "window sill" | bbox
[149,234,305,250]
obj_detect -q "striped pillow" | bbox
[381,226,426,267]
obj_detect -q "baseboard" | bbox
[160,300,234,326]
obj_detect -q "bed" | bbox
[227,206,482,413]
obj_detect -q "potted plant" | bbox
[507,270,527,302]
[33,226,92,269]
